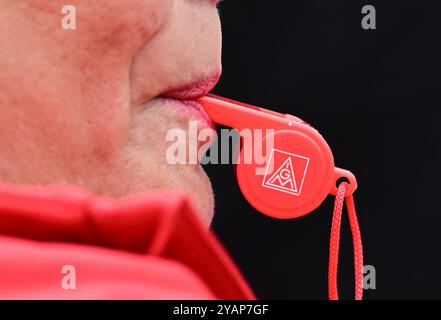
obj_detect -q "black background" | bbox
[205,0,441,299]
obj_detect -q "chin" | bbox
[106,162,215,227]
[193,172,215,226]
[172,165,215,227]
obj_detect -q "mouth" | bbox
[158,72,221,130]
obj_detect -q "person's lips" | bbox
[159,72,221,130]
[161,72,221,101]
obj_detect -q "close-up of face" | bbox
[0,0,222,225]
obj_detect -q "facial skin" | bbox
[0,0,222,225]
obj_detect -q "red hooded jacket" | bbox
[0,185,255,299]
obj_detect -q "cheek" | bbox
[27,0,173,55]
[25,0,175,159]
[76,0,175,155]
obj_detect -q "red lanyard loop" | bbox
[328,182,364,300]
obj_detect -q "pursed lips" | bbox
[160,71,221,101]
[158,71,221,128]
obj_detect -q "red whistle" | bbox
[198,94,357,219]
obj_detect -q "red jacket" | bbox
[0,185,255,299]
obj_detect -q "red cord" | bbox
[328,182,364,300]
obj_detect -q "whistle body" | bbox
[198,95,356,219]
